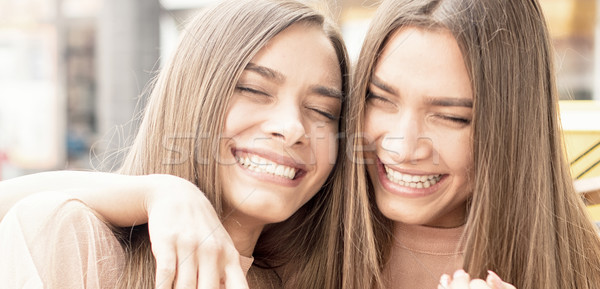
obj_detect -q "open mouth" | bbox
[232,149,305,181]
[383,164,443,189]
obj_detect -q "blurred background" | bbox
[0,0,599,199]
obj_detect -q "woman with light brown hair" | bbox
[0,0,377,288]
[351,0,600,288]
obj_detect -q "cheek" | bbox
[440,132,472,176]
[364,109,390,159]
[364,108,377,136]
[223,100,258,137]
[223,106,241,137]
[364,107,397,143]
[313,126,338,174]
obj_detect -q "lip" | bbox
[375,157,447,198]
[231,147,307,187]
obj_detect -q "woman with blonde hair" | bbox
[351,0,600,288]
[0,0,377,288]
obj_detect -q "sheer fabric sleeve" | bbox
[0,191,126,289]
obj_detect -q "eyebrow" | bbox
[311,85,343,100]
[245,63,285,83]
[426,97,473,108]
[371,75,472,108]
[246,63,342,100]
[371,76,398,95]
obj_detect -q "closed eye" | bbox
[438,115,471,125]
[235,86,274,104]
[367,92,396,107]
[236,86,269,96]
[309,108,337,121]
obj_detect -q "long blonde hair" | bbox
[115,0,357,288]
[351,0,600,288]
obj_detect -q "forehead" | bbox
[374,27,472,99]
[248,22,342,88]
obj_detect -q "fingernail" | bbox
[439,274,450,288]
[453,269,468,279]
[487,270,504,288]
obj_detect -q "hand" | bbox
[144,174,249,289]
[438,270,516,289]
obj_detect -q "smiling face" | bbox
[219,22,342,227]
[365,27,474,228]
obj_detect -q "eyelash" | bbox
[367,92,393,104]
[310,108,337,121]
[237,86,337,121]
[438,115,471,125]
[236,86,269,97]
[368,92,470,125]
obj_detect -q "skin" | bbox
[0,22,342,289]
[365,27,516,289]
[440,270,516,289]
[0,24,518,289]
[365,27,474,228]
[158,23,342,289]
[218,22,342,257]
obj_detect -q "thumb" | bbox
[486,271,516,289]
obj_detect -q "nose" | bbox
[382,112,434,165]
[260,100,307,147]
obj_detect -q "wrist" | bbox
[143,174,199,215]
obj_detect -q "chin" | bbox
[236,198,297,224]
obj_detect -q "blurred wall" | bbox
[95,0,160,170]
[0,0,597,178]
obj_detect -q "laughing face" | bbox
[365,27,474,228]
[219,23,342,226]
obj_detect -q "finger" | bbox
[196,242,221,289]
[449,270,470,289]
[486,271,516,289]
[439,274,451,289]
[469,279,491,289]
[153,243,177,289]
[223,258,249,289]
[174,245,199,289]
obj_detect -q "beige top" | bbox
[383,222,465,289]
[0,192,257,289]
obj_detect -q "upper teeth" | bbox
[384,165,441,188]
[237,154,297,180]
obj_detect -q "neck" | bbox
[221,216,264,257]
[393,221,466,254]
[424,202,468,228]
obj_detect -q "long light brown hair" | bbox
[351,0,600,288]
[114,0,363,288]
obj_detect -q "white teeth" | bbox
[275,165,285,176]
[237,153,298,180]
[288,168,296,179]
[266,165,275,174]
[384,165,441,188]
